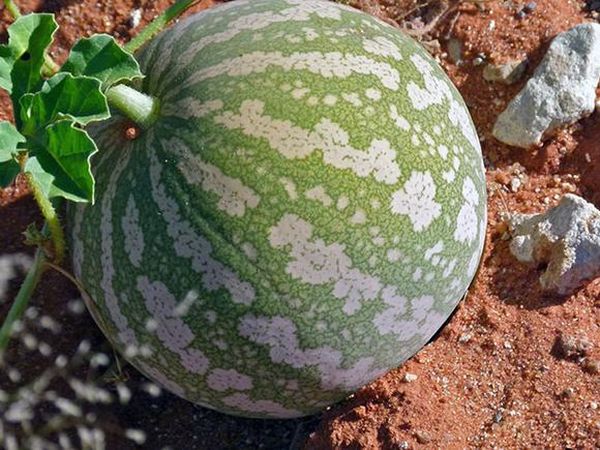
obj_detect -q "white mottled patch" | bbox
[322,94,337,106]
[175,148,260,217]
[269,214,382,314]
[302,27,319,41]
[205,310,217,324]
[438,145,449,160]
[372,236,385,247]
[215,100,401,184]
[304,185,333,207]
[363,36,403,60]
[149,139,255,305]
[386,248,402,263]
[307,96,319,106]
[412,267,422,282]
[454,177,480,244]
[405,54,480,151]
[165,0,345,92]
[279,177,298,200]
[390,171,441,232]
[342,92,363,107]
[389,105,410,131]
[207,368,253,392]
[374,293,444,342]
[442,169,456,183]
[164,98,224,119]
[462,176,480,206]
[137,276,209,374]
[292,87,310,99]
[100,149,138,348]
[241,242,258,261]
[443,259,457,278]
[337,195,349,211]
[424,240,444,261]
[350,209,366,225]
[365,88,382,101]
[182,51,401,93]
[238,314,384,391]
[222,393,301,418]
[407,54,448,110]
[121,195,144,268]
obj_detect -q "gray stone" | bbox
[507,194,600,295]
[483,59,527,85]
[493,23,600,148]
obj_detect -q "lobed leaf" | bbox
[20,73,110,134]
[61,34,143,91]
[0,14,58,123]
[0,121,26,187]
[25,120,98,203]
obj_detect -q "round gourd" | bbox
[68,0,487,418]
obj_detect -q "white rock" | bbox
[507,194,600,295]
[493,23,600,148]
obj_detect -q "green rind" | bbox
[68,0,486,418]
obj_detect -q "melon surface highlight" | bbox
[68,0,487,418]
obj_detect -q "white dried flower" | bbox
[5,401,33,422]
[55,398,82,417]
[116,384,132,404]
[77,340,91,355]
[125,429,146,445]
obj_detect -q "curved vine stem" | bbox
[44,261,89,299]
[3,0,21,19]
[124,0,200,53]
[25,173,65,264]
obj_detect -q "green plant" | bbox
[0,0,201,352]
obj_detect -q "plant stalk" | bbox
[3,0,21,19]
[106,84,160,128]
[25,173,66,264]
[0,249,46,352]
[124,0,199,54]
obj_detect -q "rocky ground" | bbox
[1,0,600,449]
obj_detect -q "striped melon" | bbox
[68,0,486,418]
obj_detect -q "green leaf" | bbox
[25,120,98,203]
[62,34,143,90]
[0,14,58,123]
[21,73,110,134]
[0,121,26,187]
[0,121,26,162]
[0,160,20,187]
[0,46,13,93]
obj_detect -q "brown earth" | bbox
[1,0,600,449]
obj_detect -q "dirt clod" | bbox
[554,333,593,360]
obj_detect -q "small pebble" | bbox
[556,386,571,399]
[130,9,143,29]
[403,373,418,383]
[554,333,592,359]
[473,56,485,66]
[583,359,600,374]
[414,430,432,444]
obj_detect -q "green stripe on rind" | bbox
[68,0,486,418]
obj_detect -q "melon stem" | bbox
[106,85,161,129]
